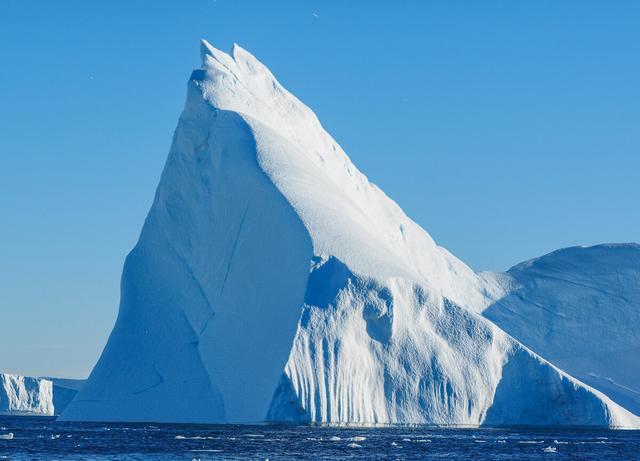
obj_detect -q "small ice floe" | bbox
[497,440,506,443]
[50,434,61,440]
[347,443,362,448]
[554,440,568,444]
[329,436,341,441]
[518,440,544,444]
[175,435,211,440]
[543,446,557,453]
[348,436,366,442]
[0,433,13,440]
[401,437,431,443]
[244,434,265,438]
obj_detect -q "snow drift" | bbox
[61,41,639,427]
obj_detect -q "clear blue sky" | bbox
[1,0,638,378]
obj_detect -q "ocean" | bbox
[1,417,638,460]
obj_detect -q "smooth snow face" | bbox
[0,374,53,416]
[62,85,313,423]
[484,244,640,416]
[62,41,639,427]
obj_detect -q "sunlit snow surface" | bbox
[60,41,639,427]
[2,417,640,460]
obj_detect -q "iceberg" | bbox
[0,374,53,416]
[0,374,83,416]
[60,41,639,427]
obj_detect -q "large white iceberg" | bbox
[61,42,639,427]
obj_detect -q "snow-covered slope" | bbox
[483,244,640,416]
[0,374,53,416]
[61,41,639,427]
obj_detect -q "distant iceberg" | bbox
[1,374,53,416]
[59,41,639,428]
[0,374,84,416]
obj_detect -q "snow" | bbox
[60,41,639,428]
[0,374,53,416]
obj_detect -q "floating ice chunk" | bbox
[348,436,366,442]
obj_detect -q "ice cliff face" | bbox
[0,374,53,416]
[0,374,82,416]
[61,41,639,427]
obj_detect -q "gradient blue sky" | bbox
[1,0,639,378]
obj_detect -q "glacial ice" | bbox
[0,374,83,416]
[0,374,53,416]
[60,41,639,427]
[48,377,85,415]
[483,243,640,416]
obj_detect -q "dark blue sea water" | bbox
[1,417,639,460]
